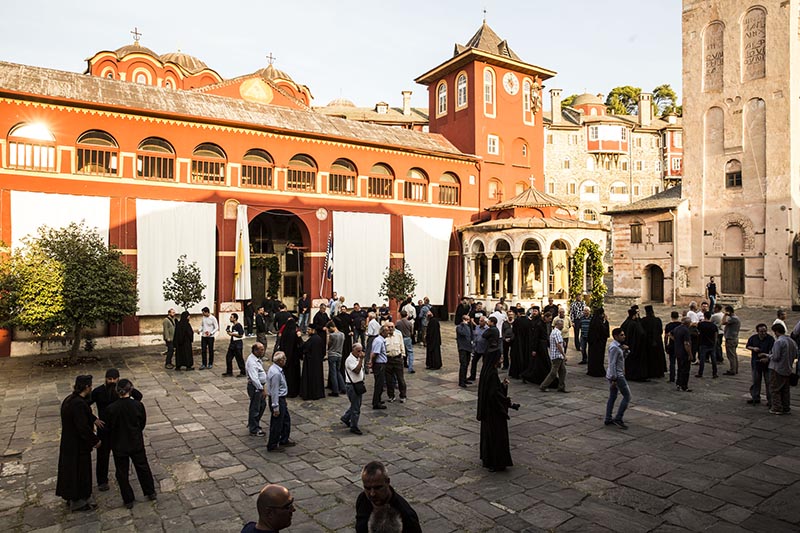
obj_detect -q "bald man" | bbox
[242,483,295,532]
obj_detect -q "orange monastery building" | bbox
[0,23,587,347]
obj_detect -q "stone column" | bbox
[485,254,493,299]
[512,253,522,300]
[542,250,550,301]
[464,254,473,296]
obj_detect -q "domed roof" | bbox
[571,93,604,107]
[114,42,159,60]
[159,51,209,74]
[327,97,356,107]
[255,64,294,83]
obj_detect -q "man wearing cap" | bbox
[104,379,156,509]
[57,375,101,512]
[89,369,143,492]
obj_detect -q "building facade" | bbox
[682,0,800,307]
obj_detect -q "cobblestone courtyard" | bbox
[0,305,799,532]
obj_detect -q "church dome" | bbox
[255,64,294,82]
[571,93,604,107]
[159,51,209,74]
[114,42,159,60]
[327,97,356,107]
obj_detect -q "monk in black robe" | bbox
[622,308,648,381]
[509,314,533,379]
[333,307,353,378]
[299,328,326,400]
[425,314,442,369]
[641,305,667,379]
[279,318,302,397]
[56,375,99,512]
[521,309,555,387]
[587,308,610,377]
[476,351,513,472]
[173,311,194,370]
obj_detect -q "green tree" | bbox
[0,223,138,357]
[653,83,681,116]
[163,255,206,311]
[605,85,641,115]
[379,263,417,306]
[561,94,579,109]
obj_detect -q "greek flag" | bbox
[324,232,333,280]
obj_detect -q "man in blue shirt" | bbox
[468,317,489,383]
[370,325,389,409]
[266,352,295,452]
[605,328,630,429]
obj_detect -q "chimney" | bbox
[402,90,412,116]
[638,92,653,127]
[666,113,677,125]
[550,88,562,124]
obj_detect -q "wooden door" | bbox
[650,266,664,302]
[721,258,745,294]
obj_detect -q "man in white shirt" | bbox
[245,342,267,436]
[199,307,220,370]
[774,309,787,333]
[342,344,366,435]
[365,312,381,361]
[384,323,407,403]
[540,318,567,393]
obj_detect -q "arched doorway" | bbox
[471,240,487,297]
[249,210,309,310]
[521,239,543,299]
[645,264,665,303]
[548,240,570,298]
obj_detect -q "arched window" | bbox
[241,149,274,188]
[488,178,503,201]
[132,69,151,85]
[580,180,599,201]
[582,209,598,223]
[137,137,175,180]
[483,68,495,116]
[567,180,577,195]
[77,130,118,176]
[8,123,56,172]
[438,172,460,205]
[522,79,534,124]
[562,157,571,170]
[609,181,629,199]
[368,163,394,199]
[404,168,428,202]
[329,158,357,195]
[456,73,468,108]
[287,154,317,191]
[725,159,742,187]
[437,82,447,116]
[191,143,226,184]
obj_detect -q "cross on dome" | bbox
[130,27,142,43]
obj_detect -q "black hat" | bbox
[74,375,93,389]
[105,368,120,379]
[644,305,654,314]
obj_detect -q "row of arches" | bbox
[5,124,462,204]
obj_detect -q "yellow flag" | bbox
[234,230,244,277]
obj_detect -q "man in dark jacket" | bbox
[356,461,421,533]
[104,379,156,509]
[456,314,474,387]
[89,368,142,491]
[56,375,100,512]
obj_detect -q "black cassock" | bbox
[641,315,666,378]
[476,352,512,470]
[509,316,534,379]
[56,393,99,503]
[587,315,610,377]
[173,317,194,369]
[521,317,556,387]
[425,318,442,369]
[622,317,648,381]
[299,332,326,400]
[333,312,353,377]
[279,320,302,398]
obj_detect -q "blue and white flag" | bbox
[324,232,333,280]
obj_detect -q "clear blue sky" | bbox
[1,0,681,109]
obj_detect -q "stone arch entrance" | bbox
[249,210,310,310]
[548,239,570,299]
[644,264,665,303]
[520,239,543,299]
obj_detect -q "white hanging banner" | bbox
[136,199,217,315]
[10,191,110,249]
[234,204,252,301]
[402,216,453,305]
[332,211,390,307]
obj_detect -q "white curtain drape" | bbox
[402,216,453,305]
[136,199,217,315]
[234,204,251,301]
[333,211,390,307]
[10,191,110,249]
[551,250,569,295]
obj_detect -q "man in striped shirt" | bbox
[540,318,567,393]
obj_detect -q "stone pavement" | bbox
[0,304,799,532]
